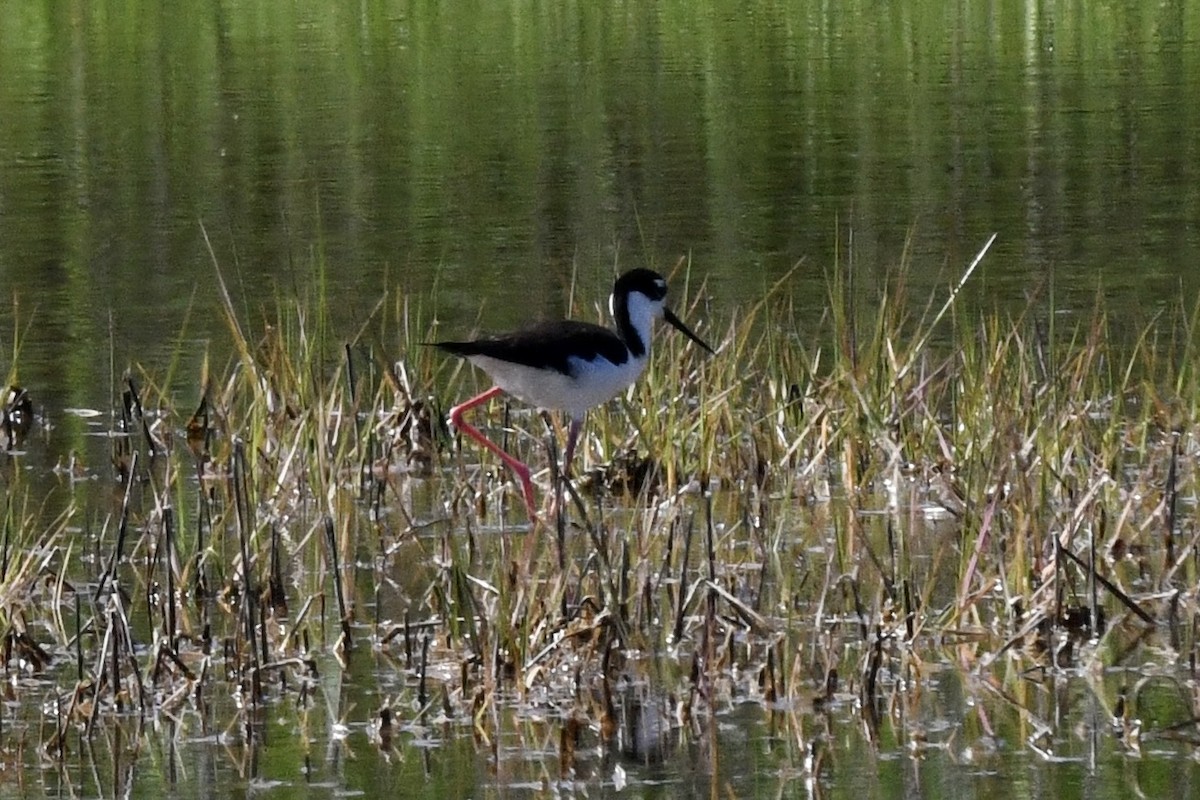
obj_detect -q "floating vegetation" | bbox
[4,238,1200,795]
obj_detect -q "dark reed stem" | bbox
[324,516,353,651]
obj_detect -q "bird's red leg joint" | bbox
[448,386,539,521]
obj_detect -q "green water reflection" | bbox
[2,1,1196,379]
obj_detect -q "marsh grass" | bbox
[2,238,1200,791]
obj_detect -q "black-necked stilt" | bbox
[434,268,714,520]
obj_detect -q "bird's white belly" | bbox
[470,354,648,419]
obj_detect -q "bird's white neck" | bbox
[611,291,661,358]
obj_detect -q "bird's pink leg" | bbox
[562,416,583,476]
[448,386,538,521]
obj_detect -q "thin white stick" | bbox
[898,232,997,381]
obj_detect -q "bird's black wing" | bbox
[433,320,629,376]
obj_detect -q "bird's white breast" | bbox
[469,352,648,419]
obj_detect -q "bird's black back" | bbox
[433,319,630,377]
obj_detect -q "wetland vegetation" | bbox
[4,238,1200,797]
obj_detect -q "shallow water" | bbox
[4,473,1195,800]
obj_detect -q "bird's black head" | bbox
[613,268,669,303]
[610,268,714,357]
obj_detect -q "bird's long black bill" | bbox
[663,308,715,355]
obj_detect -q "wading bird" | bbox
[434,268,714,520]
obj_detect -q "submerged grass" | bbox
[3,238,1200,791]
